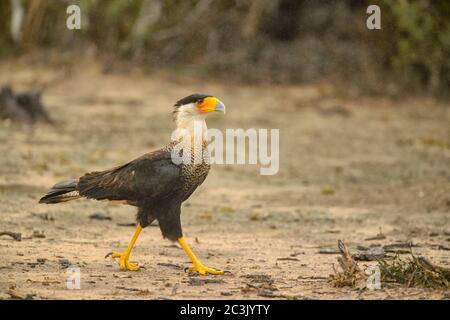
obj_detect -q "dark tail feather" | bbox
[39,179,80,204]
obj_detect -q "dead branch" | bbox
[0,231,22,241]
[416,256,450,275]
[337,239,360,274]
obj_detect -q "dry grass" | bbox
[379,255,450,289]
[330,241,450,290]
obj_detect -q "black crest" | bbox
[174,93,212,107]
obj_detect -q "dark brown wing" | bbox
[77,149,181,204]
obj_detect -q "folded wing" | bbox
[77,149,181,205]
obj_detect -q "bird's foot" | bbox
[186,263,224,275]
[107,252,140,271]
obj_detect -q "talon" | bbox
[178,237,223,276]
[107,225,142,271]
[123,260,140,271]
[109,251,140,271]
[111,252,122,259]
[187,264,224,275]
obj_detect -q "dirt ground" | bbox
[0,60,449,300]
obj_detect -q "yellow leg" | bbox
[178,237,224,275]
[107,224,142,271]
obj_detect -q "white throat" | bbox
[173,103,208,141]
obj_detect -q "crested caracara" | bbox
[39,94,226,275]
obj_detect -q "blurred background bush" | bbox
[0,0,449,97]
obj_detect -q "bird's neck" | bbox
[174,114,208,142]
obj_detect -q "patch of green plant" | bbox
[379,255,450,289]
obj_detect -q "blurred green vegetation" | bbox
[381,0,450,95]
[0,0,449,97]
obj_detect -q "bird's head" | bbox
[172,93,225,140]
[173,93,225,120]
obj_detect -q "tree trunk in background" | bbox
[129,0,163,56]
[242,0,267,40]
[10,0,24,44]
[21,0,46,50]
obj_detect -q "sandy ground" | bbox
[0,61,449,300]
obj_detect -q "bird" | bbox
[39,93,226,275]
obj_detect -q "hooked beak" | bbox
[214,100,226,114]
